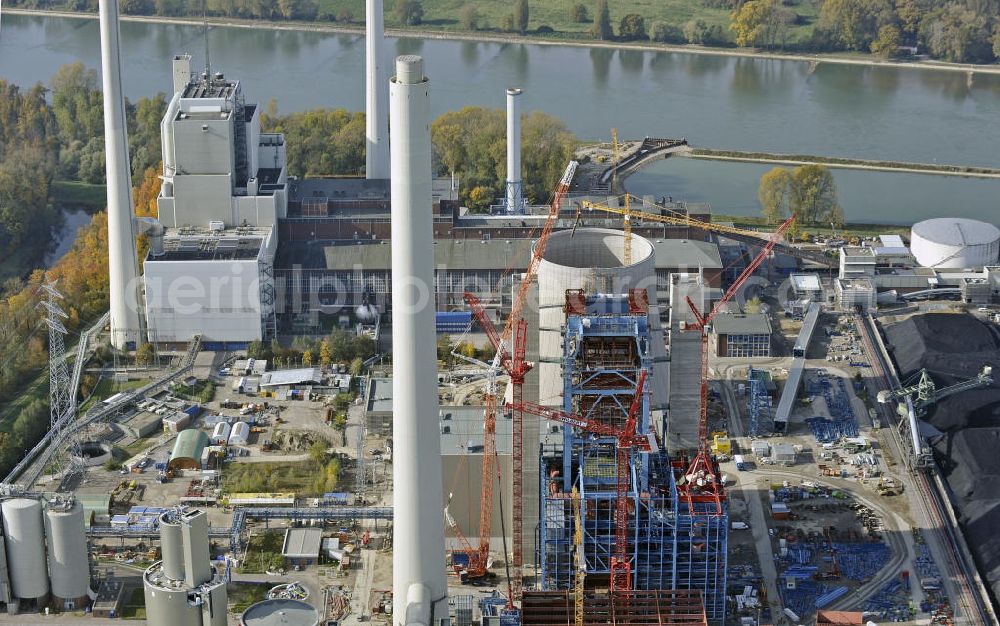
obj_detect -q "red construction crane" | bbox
[463,161,576,600]
[678,215,796,513]
[451,293,528,597]
[512,370,648,591]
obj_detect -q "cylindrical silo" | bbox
[2,498,49,601]
[910,217,1000,269]
[506,87,523,214]
[44,499,91,606]
[535,227,658,406]
[158,511,185,581]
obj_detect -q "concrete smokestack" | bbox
[366,0,390,179]
[99,0,143,349]
[389,55,448,626]
[506,87,524,214]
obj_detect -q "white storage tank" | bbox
[228,422,250,446]
[158,511,185,581]
[44,498,91,607]
[2,498,49,601]
[211,421,232,445]
[910,218,1000,269]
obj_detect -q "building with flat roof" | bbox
[711,313,772,358]
[363,377,393,435]
[836,278,877,312]
[281,528,322,566]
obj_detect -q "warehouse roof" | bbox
[259,368,322,387]
[323,238,722,271]
[282,527,323,559]
[365,377,393,414]
[711,313,771,335]
[170,429,209,462]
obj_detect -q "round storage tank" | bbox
[534,228,658,405]
[143,563,203,626]
[910,218,1000,269]
[2,498,49,600]
[240,599,320,626]
[45,499,91,605]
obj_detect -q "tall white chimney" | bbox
[99,0,143,349]
[389,55,448,626]
[506,87,524,214]
[366,0,390,179]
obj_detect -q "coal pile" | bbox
[883,313,1000,606]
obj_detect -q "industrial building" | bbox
[142,508,227,626]
[535,291,728,622]
[710,313,772,357]
[281,527,323,567]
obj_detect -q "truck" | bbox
[734,454,747,471]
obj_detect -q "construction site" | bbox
[3,0,1000,624]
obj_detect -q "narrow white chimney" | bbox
[506,87,524,214]
[99,0,143,348]
[366,0,390,179]
[389,55,448,626]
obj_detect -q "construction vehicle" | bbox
[877,477,900,496]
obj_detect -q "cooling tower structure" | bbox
[389,55,449,626]
[535,228,658,406]
[143,508,227,626]
[99,0,143,348]
[44,498,92,608]
[2,498,49,606]
[366,0,390,179]
[505,87,524,214]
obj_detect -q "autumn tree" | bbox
[514,0,529,34]
[757,167,793,224]
[920,4,993,63]
[818,0,892,51]
[789,164,843,226]
[870,23,901,58]
[618,14,647,40]
[592,0,612,40]
[730,0,794,49]
[394,0,423,25]
[460,3,479,29]
[319,339,332,366]
[136,342,156,366]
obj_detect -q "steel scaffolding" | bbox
[537,293,728,623]
[747,366,774,437]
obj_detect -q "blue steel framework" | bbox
[747,367,774,437]
[537,293,728,623]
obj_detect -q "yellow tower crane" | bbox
[610,129,632,265]
[579,194,787,242]
[572,487,585,626]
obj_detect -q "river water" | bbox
[1,12,998,225]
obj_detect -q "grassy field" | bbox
[120,587,147,620]
[222,461,320,495]
[79,377,147,413]
[51,180,107,208]
[319,0,821,45]
[229,581,273,611]
[240,532,287,574]
[714,213,909,238]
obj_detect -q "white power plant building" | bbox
[145,55,286,345]
[143,508,227,626]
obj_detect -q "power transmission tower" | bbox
[41,281,72,430]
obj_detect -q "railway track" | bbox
[855,313,993,625]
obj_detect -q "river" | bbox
[1,12,998,225]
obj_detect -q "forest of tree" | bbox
[431,106,577,211]
[10,0,1000,64]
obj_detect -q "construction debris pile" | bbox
[883,313,1000,607]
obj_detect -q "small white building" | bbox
[773,443,797,464]
[212,421,232,445]
[228,422,250,446]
